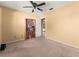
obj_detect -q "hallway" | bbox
[0,37,79,57]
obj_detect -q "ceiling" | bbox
[0,1,73,16]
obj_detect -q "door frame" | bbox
[41,18,45,37]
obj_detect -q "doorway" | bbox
[26,19,35,39]
[41,18,45,37]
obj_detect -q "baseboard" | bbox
[46,36,79,49]
[6,39,25,44]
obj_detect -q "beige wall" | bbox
[1,7,36,44]
[46,2,79,47]
[0,8,2,44]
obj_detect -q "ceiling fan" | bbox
[23,1,46,13]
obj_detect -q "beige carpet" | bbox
[0,37,79,57]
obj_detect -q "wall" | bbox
[36,17,41,37]
[1,7,36,44]
[0,8,2,44]
[46,2,79,47]
[35,11,45,37]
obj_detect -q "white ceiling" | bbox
[0,1,73,16]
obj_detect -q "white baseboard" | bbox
[46,36,79,49]
[6,39,25,44]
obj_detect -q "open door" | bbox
[26,19,35,39]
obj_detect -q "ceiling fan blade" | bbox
[30,1,35,8]
[23,6,33,8]
[32,9,34,13]
[30,1,36,13]
[37,2,45,7]
[30,1,37,8]
[37,8,43,11]
[49,8,53,10]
